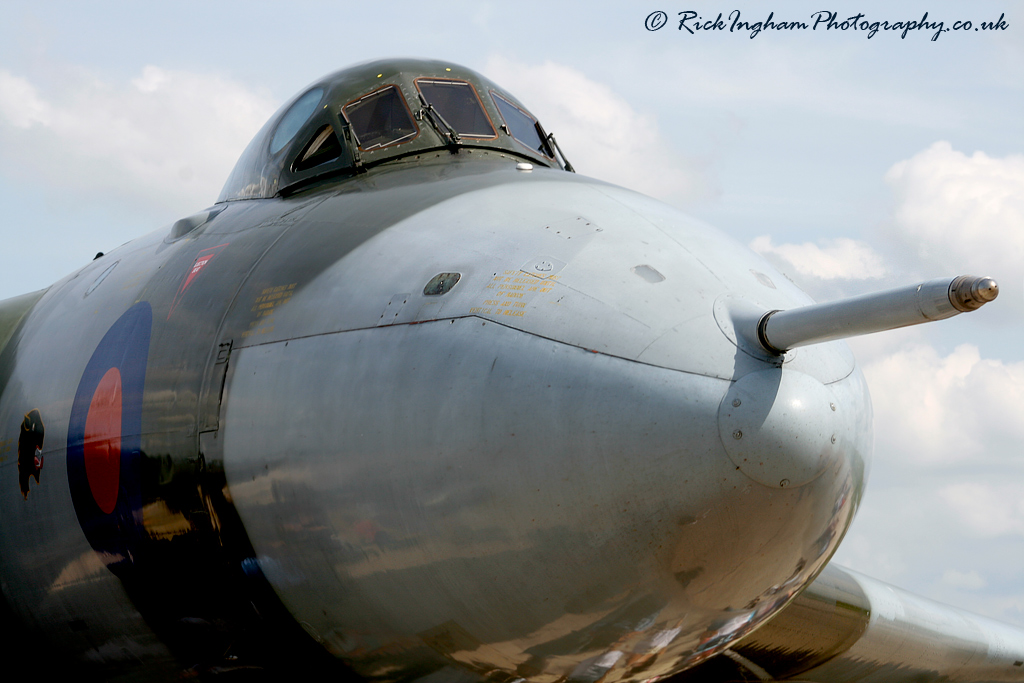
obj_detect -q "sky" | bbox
[0,1,1022,627]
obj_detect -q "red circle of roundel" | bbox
[83,367,122,514]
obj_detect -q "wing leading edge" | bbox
[671,564,1024,683]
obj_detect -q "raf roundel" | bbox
[66,302,152,575]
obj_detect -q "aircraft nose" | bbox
[218,312,869,679]
[210,175,871,679]
[718,368,839,489]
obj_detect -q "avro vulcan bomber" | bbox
[0,59,1014,682]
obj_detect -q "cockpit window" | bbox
[343,86,418,151]
[293,124,343,172]
[270,88,324,154]
[415,79,495,139]
[491,92,550,157]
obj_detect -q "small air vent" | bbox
[632,264,665,283]
[423,272,461,296]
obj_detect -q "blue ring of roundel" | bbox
[66,301,152,577]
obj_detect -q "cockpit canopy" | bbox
[218,59,568,202]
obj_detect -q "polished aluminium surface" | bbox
[0,59,1020,683]
[214,165,870,681]
[756,275,1000,354]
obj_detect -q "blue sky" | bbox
[1,1,1022,626]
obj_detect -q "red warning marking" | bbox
[84,367,122,514]
[185,256,212,286]
[168,243,229,319]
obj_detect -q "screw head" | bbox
[732,398,742,408]
[779,479,790,488]
[831,434,837,444]
[830,402,836,412]
[732,430,743,440]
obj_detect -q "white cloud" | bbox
[0,65,278,211]
[749,235,886,280]
[0,70,51,128]
[885,141,1024,283]
[484,57,713,205]
[939,569,986,591]
[864,343,1024,467]
[940,483,1024,538]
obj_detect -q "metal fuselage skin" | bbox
[0,154,871,681]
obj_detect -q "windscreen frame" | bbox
[489,90,554,159]
[415,77,498,141]
[342,84,421,152]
